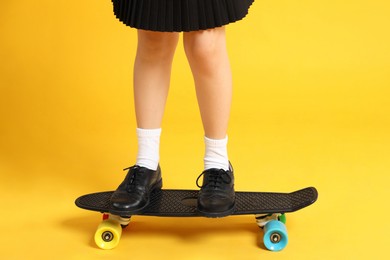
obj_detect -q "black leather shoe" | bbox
[110,165,162,215]
[196,163,235,217]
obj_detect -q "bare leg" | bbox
[183,27,232,139]
[134,30,179,129]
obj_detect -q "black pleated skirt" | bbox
[111,0,254,32]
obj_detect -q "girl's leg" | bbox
[133,30,179,170]
[110,30,179,212]
[184,27,235,217]
[183,27,232,171]
[134,30,179,129]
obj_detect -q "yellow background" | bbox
[1,0,389,259]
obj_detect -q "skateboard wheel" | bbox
[94,220,122,250]
[263,220,288,251]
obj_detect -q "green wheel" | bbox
[278,213,286,224]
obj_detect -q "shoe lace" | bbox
[123,166,143,191]
[196,169,232,189]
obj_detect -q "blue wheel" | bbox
[263,220,288,251]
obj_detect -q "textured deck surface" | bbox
[75,187,317,217]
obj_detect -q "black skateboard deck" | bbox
[75,187,317,251]
[75,187,318,217]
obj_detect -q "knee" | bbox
[183,28,227,65]
[183,33,215,63]
[137,30,179,61]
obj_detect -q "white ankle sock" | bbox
[136,128,161,171]
[204,136,229,171]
